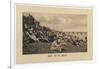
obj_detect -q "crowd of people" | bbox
[23,13,87,52]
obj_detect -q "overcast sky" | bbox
[24,13,87,32]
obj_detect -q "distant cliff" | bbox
[23,14,57,43]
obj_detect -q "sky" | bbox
[24,13,87,32]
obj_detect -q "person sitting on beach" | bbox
[25,31,39,42]
[50,38,66,52]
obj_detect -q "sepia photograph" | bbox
[16,5,93,64]
[23,13,87,54]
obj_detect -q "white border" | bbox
[10,1,16,69]
[10,0,95,69]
